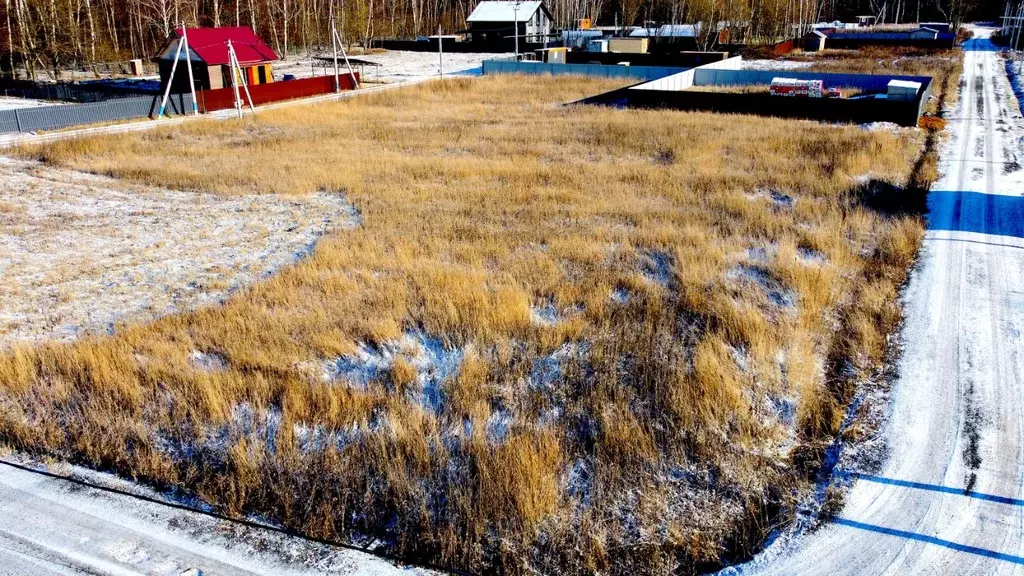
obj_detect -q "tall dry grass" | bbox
[4,74,933,574]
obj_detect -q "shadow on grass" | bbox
[850,120,939,219]
[850,178,929,217]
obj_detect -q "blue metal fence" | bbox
[482,59,690,82]
[826,32,956,41]
[0,93,194,134]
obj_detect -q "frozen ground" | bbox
[274,50,503,82]
[728,26,1024,575]
[0,456,435,575]
[0,157,358,347]
[0,96,63,111]
[741,59,814,71]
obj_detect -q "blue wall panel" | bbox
[482,59,689,82]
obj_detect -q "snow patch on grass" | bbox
[486,409,514,444]
[747,245,775,265]
[859,121,903,132]
[530,302,560,326]
[640,249,673,288]
[529,343,587,390]
[797,247,828,266]
[729,344,751,373]
[322,331,465,413]
[155,402,379,463]
[188,350,228,372]
[322,341,395,389]
[610,287,631,303]
[728,265,797,310]
[293,421,365,453]
[766,394,798,428]
[768,190,796,210]
[747,187,796,210]
[565,458,592,503]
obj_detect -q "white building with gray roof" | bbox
[466,1,554,44]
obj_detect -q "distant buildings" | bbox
[466,1,554,44]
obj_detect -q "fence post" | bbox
[14,108,21,132]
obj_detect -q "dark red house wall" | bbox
[196,73,360,113]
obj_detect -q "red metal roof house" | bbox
[158,27,279,93]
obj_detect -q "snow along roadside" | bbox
[0,455,440,575]
[724,26,1024,576]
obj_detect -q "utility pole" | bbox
[330,1,340,92]
[1017,2,1024,51]
[333,27,359,89]
[182,26,198,115]
[228,40,243,118]
[157,25,184,119]
[1015,2,1024,72]
[1009,2,1021,54]
[513,0,520,59]
[227,40,254,117]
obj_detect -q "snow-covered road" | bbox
[734,27,1024,575]
[0,461,435,575]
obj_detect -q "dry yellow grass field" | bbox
[3,74,935,574]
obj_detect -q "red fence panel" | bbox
[769,39,797,56]
[196,73,360,113]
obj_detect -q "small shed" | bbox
[466,1,553,44]
[887,79,922,101]
[803,29,827,51]
[157,27,279,93]
[909,27,940,39]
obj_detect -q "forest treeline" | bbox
[0,0,993,80]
